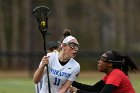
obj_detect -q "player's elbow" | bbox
[33,75,40,84]
[33,78,39,84]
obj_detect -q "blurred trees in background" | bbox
[0,0,140,71]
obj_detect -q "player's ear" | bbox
[108,62,112,67]
[61,43,67,49]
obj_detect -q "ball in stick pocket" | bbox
[41,21,46,27]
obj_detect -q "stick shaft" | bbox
[43,35,51,93]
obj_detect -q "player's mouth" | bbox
[98,65,103,72]
[98,64,101,69]
[72,52,77,56]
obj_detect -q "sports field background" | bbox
[0,71,140,93]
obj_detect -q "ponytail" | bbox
[59,29,71,43]
[63,29,71,38]
[122,56,138,75]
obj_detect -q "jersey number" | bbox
[54,78,61,86]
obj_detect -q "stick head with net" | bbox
[33,6,50,33]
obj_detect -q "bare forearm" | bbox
[33,56,49,83]
[58,80,72,93]
[33,66,45,84]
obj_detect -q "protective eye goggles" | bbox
[100,57,108,62]
[65,42,79,49]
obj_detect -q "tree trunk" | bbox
[11,0,19,69]
[116,0,126,50]
[52,0,66,39]
[0,3,8,69]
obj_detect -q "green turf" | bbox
[0,78,34,93]
[0,73,139,93]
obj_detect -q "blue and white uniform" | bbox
[39,51,80,93]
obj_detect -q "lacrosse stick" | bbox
[33,6,51,93]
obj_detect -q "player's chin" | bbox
[98,66,103,72]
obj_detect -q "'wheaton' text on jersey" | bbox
[50,68,71,78]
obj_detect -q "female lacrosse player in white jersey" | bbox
[33,34,80,93]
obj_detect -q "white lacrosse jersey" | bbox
[39,51,80,93]
[35,50,58,93]
[35,79,43,93]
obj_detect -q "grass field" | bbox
[0,71,140,93]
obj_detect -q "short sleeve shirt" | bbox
[40,51,80,93]
[103,69,135,93]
